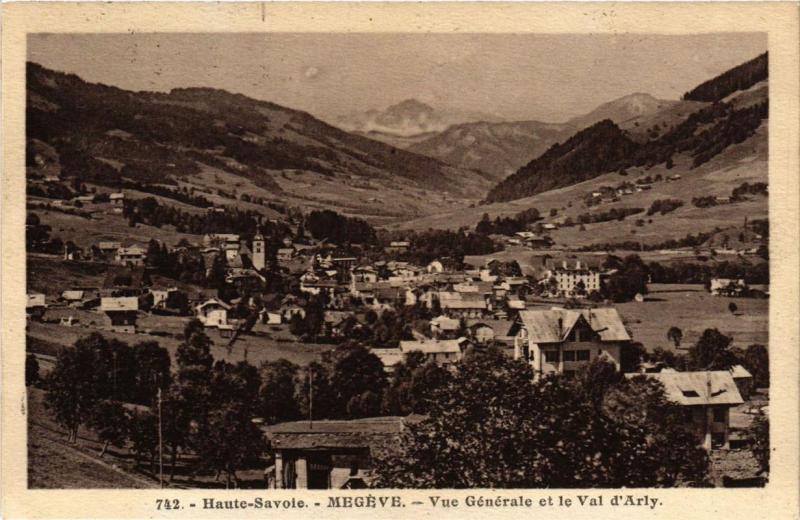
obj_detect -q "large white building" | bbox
[545,260,601,298]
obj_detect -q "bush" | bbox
[647,199,684,216]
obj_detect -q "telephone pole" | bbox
[157,386,164,488]
[308,366,313,430]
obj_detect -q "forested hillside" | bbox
[683,53,768,102]
[26,63,493,222]
[485,120,638,202]
[485,54,768,203]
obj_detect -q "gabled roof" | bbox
[516,307,630,344]
[399,338,465,355]
[27,293,46,306]
[507,299,526,310]
[263,416,420,450]
[441,300,487,310]
[370,348,405,369]
[729,364,753,379]
[431,315,461,331]
[61,290,85,301]
[100,297,139,312]
[439,293,487,310]
[195,298,231,311]
[582,308,630,341]
[375,286,407,301]
[117,246,146,255]
[628,371,744,407]
[467,319,515,336]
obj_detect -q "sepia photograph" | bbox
[19,29,777,492]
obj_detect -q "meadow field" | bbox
[618,283,768,352]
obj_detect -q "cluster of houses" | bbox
[263,298,754,489]
[27,180,126,212]
[585,173,683,207]
[505,231,554,248]
[709,278,769,298]
[27,222,763,490]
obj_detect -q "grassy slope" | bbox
[391,121,767,248]
[617,283,768,352]
[28,388,156,489]
[28,63,490,225]
[31,206,199,250]
[27,315,331,368]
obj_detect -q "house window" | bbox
[713,408,727,423]
[576,350,590,361]
[544,350,559,363]
[563,350,576,362]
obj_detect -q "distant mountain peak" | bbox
[567,92,670,130]
[333,99,503,139]
[387,98,435,113]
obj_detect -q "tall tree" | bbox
[258,359,301,424]
[573,358,623,409]
[87,400,130,458]
[45,334,105,442]
[620,341,647,373]
[382,352,450,415]
[131,341,172,406]
[602,376,710,486]
[750,412,769,475]
[328,344,388,418]
[667,326,683,347]
[174,320,215,460]
[687,328,740,370]
[194,361,263,488]
[743,344,769,388]
[26,354,40,386]
[373,348,709,488]
[128,410,158,471]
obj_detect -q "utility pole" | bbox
[112,351,117,400]
[308,366,313,430]
[158,386,164,488]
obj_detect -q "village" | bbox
[25,185,770,490]
[20,31,776,493]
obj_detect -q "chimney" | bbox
[576,260,582,270]
[557,317,563,336]
[562,260,568,269]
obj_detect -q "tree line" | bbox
[372,349,710,488]
[683,53,767,102]
[475,208,542,235]
[652,327,769,388]
[37,322,453,486]
[486,93,768,204]
[305,209,377,245]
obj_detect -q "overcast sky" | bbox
[28,32,766,123]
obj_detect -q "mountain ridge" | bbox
[26,63,493,223]
[483,53,769,204]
